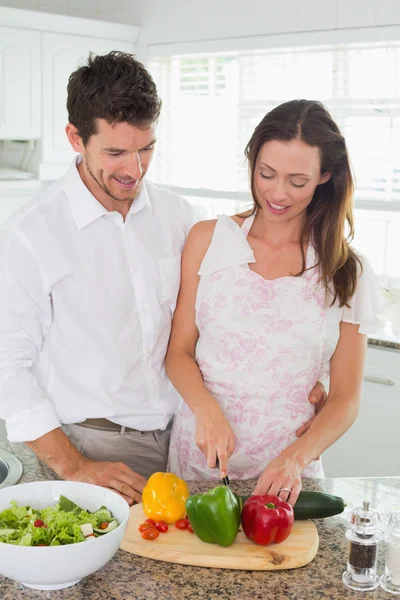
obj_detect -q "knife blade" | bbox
[215,456,230,486]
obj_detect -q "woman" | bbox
[166,100,381,505]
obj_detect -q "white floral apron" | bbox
[168,214,338,480]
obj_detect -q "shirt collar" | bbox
[125,177,153,224]
[64,156,152,231]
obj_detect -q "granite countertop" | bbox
[1,440,399,600]
[368,322,400,351]
[368,338,400,351]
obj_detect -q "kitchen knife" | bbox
[215,456,230,486]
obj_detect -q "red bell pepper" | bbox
[241,495,294,546]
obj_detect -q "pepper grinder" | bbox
[380,511,400,595]
[342,500,382,591]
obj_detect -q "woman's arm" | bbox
[253,321,367,503]
[166,220,236,477]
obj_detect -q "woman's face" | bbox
[253,139,330,224]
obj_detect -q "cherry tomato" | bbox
[34,519,44,528]
[99,522,109,530]
[138,522,154,533]
[175,518,190,530]
[141,527,160,541]
[155,521,168,533]
[145,518,155,526]
[188,524,194,533]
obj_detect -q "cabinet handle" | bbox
[363,375,395,386]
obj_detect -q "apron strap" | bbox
[241,213,256,237]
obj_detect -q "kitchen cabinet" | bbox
[0,7,140,180]
[0,27,41,140]
[40,33,135,179]
[323,345,400,477]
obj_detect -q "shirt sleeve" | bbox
[181,197,203,231]
[0,229,61,442]
[342,254,384,335]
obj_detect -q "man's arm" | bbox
[0,230,145,503]
[0,229,60,441]
[27,429,146,504]
[26,428,83,478]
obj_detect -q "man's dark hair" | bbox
[67,51,162,145]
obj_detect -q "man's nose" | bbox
[125,152,143,180]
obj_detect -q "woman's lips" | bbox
[266,200,290,215]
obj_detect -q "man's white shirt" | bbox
[0,157,196,442]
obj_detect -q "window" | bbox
[148,41,400,287]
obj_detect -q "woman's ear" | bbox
[319,171,331,185]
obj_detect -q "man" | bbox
[0,52,325,505]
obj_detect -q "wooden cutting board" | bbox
[120,504,319,570]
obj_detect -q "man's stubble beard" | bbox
[85,157,141,203]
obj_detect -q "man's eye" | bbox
[141,146,154,152]
[108,152,123,156]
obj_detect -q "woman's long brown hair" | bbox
[244,99,361,307]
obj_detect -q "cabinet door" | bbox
[0,27,41,140]
[323,347,400,477]
[40,33,135,179]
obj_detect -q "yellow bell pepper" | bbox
[142,472,189,524]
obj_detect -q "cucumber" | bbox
[92,508,113,522]
[93,519,119,534]
[0,528,16,536]
[292,491,345,520]
[235,491,345,520]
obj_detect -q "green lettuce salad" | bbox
[0,495,119,546]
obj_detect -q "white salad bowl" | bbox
[0,480,130,590]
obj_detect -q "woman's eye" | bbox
[260,173,273,179]
[291,182,307,188]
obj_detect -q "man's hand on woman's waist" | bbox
[295,381,327,438]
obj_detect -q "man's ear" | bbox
[65,123,84,153]
[319,171,331,185]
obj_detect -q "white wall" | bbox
[128,0,400,47]
[0,0,137,23]
[2,1,400,45]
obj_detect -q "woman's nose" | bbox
[271,180,288,203]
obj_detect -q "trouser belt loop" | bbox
[120,426,126,436]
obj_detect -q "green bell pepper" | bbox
[185,485,240,547]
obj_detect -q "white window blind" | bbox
[148,42,400,286]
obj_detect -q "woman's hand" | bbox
[252,453,303,506]
[194,403,236,479]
